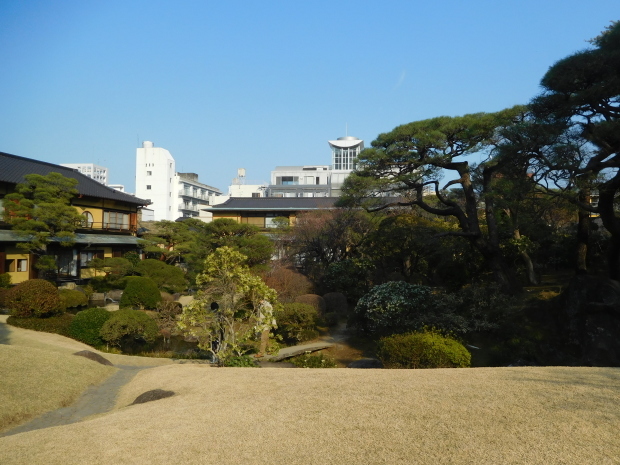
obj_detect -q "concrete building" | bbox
[266,165,331,197]
[227,168,268,198]
[60,163,109,185]
[135,141,222,221]
[265,135,364,197]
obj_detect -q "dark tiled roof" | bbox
[0,151,148,206]
[209,197,339,211]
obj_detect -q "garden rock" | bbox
[178,295,194,307]
[73,350,114,366]
[89,293,105,306]
[131,389,175,405]
[106,289,123,302]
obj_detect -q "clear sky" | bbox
[0,1,618,192]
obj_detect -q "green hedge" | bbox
[68,308,112,346]
[377,330,471,369]
[7,313,74,337]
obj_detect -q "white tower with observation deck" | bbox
[328,136,364,197]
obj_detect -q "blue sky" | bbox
[0,1,618,192]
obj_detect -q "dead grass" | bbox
[1,365,619,464]
[0,344,115,432]
[0,314,175,434]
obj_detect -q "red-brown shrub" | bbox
[262,265,313,303]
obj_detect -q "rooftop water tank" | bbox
[142,141,154,148]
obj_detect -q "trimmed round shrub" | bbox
[59,289,88,309]
[261,265,313,303]
[68,307,112,346]
[99,308,159,347]
[377,330,471,369]
[294,294,326,316]
[119,277,162,310]
[323,292,348,315]
[275,302,320,344]
[0,273,12,289]
[4,279,64,317]
[350,282,432,337]
[134,259,187,294]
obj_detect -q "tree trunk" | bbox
[513,229,539,285]
[473,237,522,295]
[576,208,590,274]
[595,173,620,281]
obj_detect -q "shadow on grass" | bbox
[0,318,12,344]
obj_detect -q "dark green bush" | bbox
[275,302,320,344]
[350,282,432,337]
[323,292,348,315]
[119,277,162,309]
[68,307,112,346]
[59,289,88,309]
[134,259,186,294]
[0,288,8,311]
[99,308,160,347]
[7,313,74,336]
[377,330,471,369]
[289,353,337,368]
[323,312,339,327]
[0,273,11,289]
[223,355,259,367]
[4,279,64,317]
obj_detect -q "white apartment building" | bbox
[60,163,109,185]
[265,135,364,197]
[135,141,222,221]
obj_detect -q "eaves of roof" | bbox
[0,151,149,206]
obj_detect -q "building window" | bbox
[147,171,152,176]
[104,211,130,230]
[16,259,28,272]
[277,176,299,186]
[252,193,261,198]
[82,211,94,228]
[146,185,151,190]
[80,250,104,267]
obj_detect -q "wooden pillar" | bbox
[29,254,38,279]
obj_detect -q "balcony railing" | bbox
[78,221,137,233]
[178,204,200,212]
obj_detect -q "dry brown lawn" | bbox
[0,314,171,434]
[1,315,619,464]
[0,344,115,432]
[1,364,619,465]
